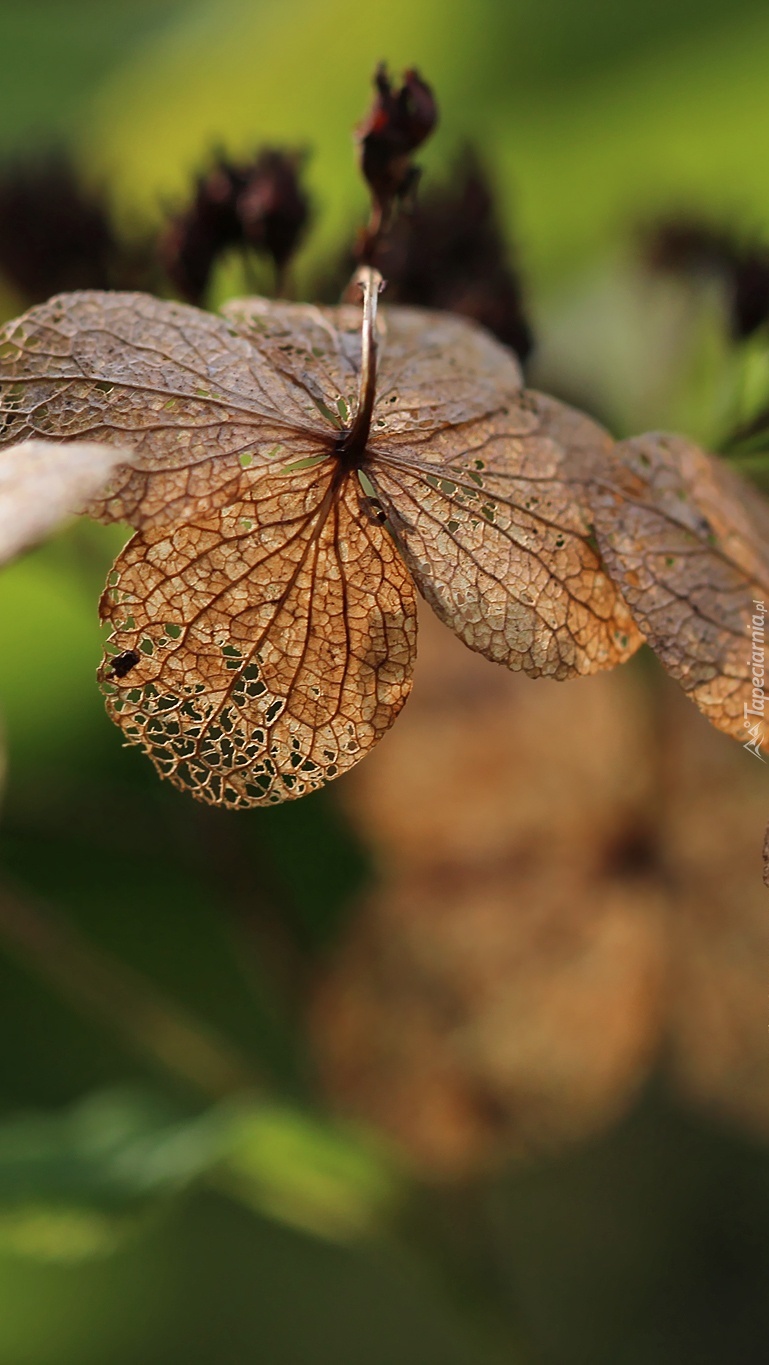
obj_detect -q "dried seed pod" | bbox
[357,64,437,207]
[161,149,310,304]
[236,149,310,281]
[355,64,438,261]
[160,159,244,305]
[0,148,158,303]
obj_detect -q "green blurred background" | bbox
[2,1,769,1361]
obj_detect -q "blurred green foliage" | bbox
[86,0,769,285]
[0,1087,399,1257]
[2,2,769,1363]
[0,0,188,151]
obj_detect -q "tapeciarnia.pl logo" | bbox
[744,599,766,762]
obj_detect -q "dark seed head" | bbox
[160,148,310,304]
[357,64,438,220]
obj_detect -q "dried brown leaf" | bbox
[100,461,416,807]
[340,600,656,875]
[372,390,642,677]
[222,293,524,432]
[0,292,329,528]
[0,286,639,804]
[589,432,769,739]
[0,437,127,566]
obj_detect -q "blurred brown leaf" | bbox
[338,601,655,879]
[653,678,769,1140]
[312,607,769,1177]
[312,872,669,1178]
[312,609,666,1174]
[0,286,638,806]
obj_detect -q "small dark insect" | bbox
[108,649,140,679]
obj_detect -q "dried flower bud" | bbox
[237,149,310,275]
[643,217,731,275]
[730,249,769,340]
[356,63,438,244]
[160,160,243,305]
[325,149,533,363]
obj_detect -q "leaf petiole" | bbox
[338,266,384,468]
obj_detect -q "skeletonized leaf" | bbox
[370,392,642,677]
[0,291,522,531]
[100,460,416,807]
[0,292,326,529]
[0,438,128,566]
[223,295,524,434]
[589,432,769,738]
[0,286,638,805]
